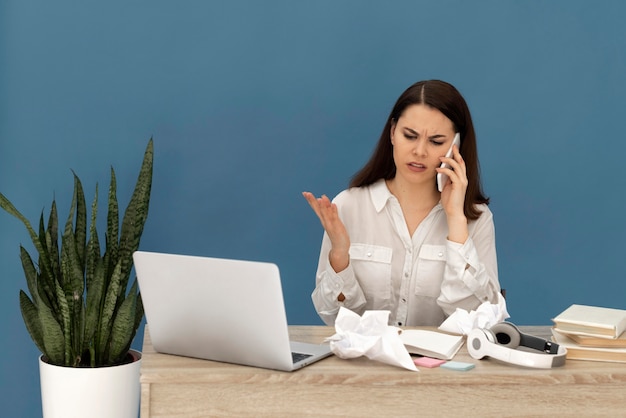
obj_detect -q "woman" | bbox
[303,80,501,327]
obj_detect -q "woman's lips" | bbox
[408,162,426,172]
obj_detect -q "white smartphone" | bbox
[436,133,461,192]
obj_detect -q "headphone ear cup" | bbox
[467,328,493,360]
[490,322,521,349]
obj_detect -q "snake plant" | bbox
[0,139,153,367]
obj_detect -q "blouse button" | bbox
[367,252,372,258]
[438,252,443,258]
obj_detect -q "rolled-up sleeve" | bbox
[311,233,367,325]
[437,209,500,315]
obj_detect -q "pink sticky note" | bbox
[413,357,446,368]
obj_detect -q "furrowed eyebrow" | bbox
[402,127,447,140]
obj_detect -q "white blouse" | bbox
[311,179,501,327]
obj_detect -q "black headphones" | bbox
[467,322,567,368]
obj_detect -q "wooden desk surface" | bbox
[140,325,626,417]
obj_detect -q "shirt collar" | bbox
[369,179,394,213]
[369,178,444,213]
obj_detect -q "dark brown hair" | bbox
[350,80,489,220]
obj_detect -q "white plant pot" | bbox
[39,350,142,418]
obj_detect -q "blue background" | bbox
[2,1,625,415]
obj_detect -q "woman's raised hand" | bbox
[302,192,350,273]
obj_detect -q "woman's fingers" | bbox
[302,191,322,217]
[303,192,335,227]
[438,146,467,187]
[302,192,349,248]
[303,192,332,220]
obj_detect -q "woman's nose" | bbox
[413,140,427,156]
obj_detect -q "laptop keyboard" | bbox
[292,352,313,364]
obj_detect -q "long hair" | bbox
[350,80,489,220]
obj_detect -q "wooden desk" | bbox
[140,326,626,417]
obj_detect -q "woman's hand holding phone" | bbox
[436,133,461,192]
[436,134,470,244]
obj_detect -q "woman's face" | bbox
[390,104,456,187]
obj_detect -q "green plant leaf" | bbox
[19,247,38,302]
[84,186,102,353]
[36,252,58,321]
[61,228,85,299]
[46,200,61,284]
[108,280,139,364]
[134,290,144,336]
[41,202,61,317]
[38,287,66,366]
[85,186,100,291]
[61,176,78,289]
[19,290,46,355]
[117,139,153,296]
[61,227,86,366]
[0,192,55,286]
[37,215,54,313]
[97,259,123,363]
[105,168,119,281]
[71,172,88,271]
[84,257,105,351]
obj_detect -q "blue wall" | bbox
[2,1,626,415]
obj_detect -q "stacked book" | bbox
[551,304,626,363]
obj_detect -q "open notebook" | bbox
[133,251,332,371]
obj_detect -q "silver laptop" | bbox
[133,251,333,371]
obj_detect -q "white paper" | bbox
[326,307,418,371]
[438,292,510,335]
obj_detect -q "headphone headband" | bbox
[467,322,567,369]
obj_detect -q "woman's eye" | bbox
[404,133,417,140]
[431,140,445,146]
